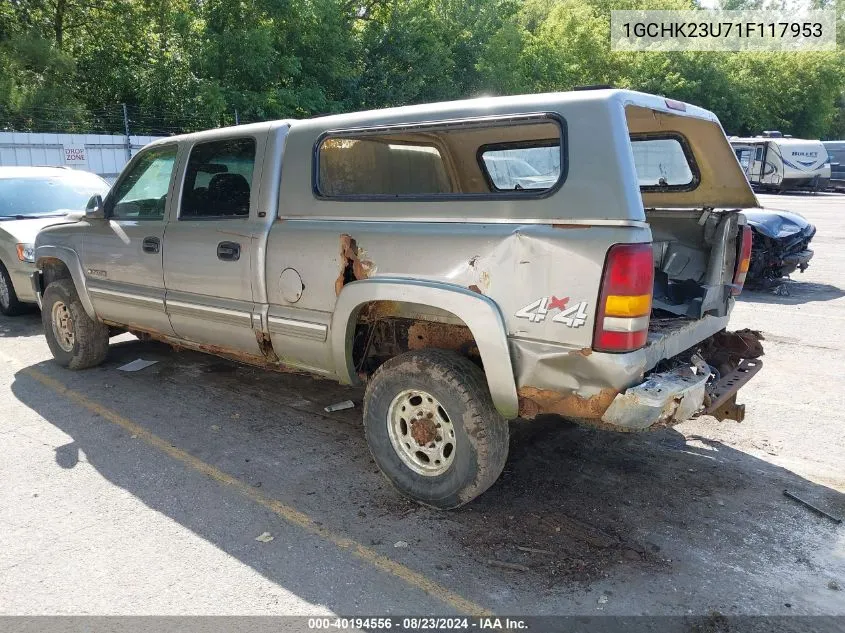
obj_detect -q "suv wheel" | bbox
[42,279,109,369]
[0,261,26,316]
[363,349,509,509]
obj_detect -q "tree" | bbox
[0,0,842,139]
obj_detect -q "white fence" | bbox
[0,132,165,182]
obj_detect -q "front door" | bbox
[162,136,264,355]
[80,144,178,335]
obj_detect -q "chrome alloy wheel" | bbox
[51,300,75,352]
[387,389,456,476]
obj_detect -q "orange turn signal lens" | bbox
[604,293,651,318]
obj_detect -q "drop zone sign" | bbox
[63,145,87,166]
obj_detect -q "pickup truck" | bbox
[32,89,763,508]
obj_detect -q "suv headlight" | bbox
[16,243,35,263]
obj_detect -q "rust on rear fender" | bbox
[407,320,478,356]
[517,385,618,420]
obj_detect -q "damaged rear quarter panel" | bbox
[265,220,649,353]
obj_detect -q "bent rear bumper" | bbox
[513,326,763,430]
[601,356,763,430]
[601,363,710,430]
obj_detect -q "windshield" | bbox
[0,174,109,218]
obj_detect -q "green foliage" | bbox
[0,0,842,139]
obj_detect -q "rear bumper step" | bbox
[701,358,763,422]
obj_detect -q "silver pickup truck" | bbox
[32,89,763,508]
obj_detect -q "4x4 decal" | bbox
[515,296,589,327]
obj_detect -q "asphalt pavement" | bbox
[1,193,843,617]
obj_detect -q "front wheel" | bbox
[42,279,109,369]
[0,261,27,316]
[363,349,509,509]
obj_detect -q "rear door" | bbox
[162,136,264,354]
[80,143,178,335]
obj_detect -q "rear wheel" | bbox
[363,349,509,509]
[42,279,109,369]
[0,261,27,316]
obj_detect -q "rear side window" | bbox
[318,138,452,196]
[480,143,561,191]
[181,138,256,218]
[315,115,565,199]
[630,135,697,190]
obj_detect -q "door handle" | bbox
[217,241,241,262]
[142,236,160,254]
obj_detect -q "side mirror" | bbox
[85,194,105,219]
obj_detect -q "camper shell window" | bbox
[314,114,566,200]
[478,141,561,192]
[630,133,699,192]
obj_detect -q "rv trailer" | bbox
[729,132,830,193]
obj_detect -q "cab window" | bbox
[111,146,177,220]
[180,138,256,218]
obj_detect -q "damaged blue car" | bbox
[742,209,816,287]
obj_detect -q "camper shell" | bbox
[32,89,763,508]
[730,134,831,192]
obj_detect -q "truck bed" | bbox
[644,314,729,371]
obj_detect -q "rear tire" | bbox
[0,261,27,316]
[363,349,509,509]
[42,279,109,369]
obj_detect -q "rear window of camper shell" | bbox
[630,133,700,192]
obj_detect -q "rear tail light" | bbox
[732,225,753,296]
[593,243,654,353]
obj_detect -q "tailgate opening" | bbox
[647,208,742,321]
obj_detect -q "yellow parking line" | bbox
[20,365,492,616]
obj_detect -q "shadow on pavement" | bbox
[739,280,845,306]
[9,337,845,614]
[0,311,42,338]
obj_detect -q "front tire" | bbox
[0,261,27,316]
[363,349,509,509]
[42,279,109,369]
